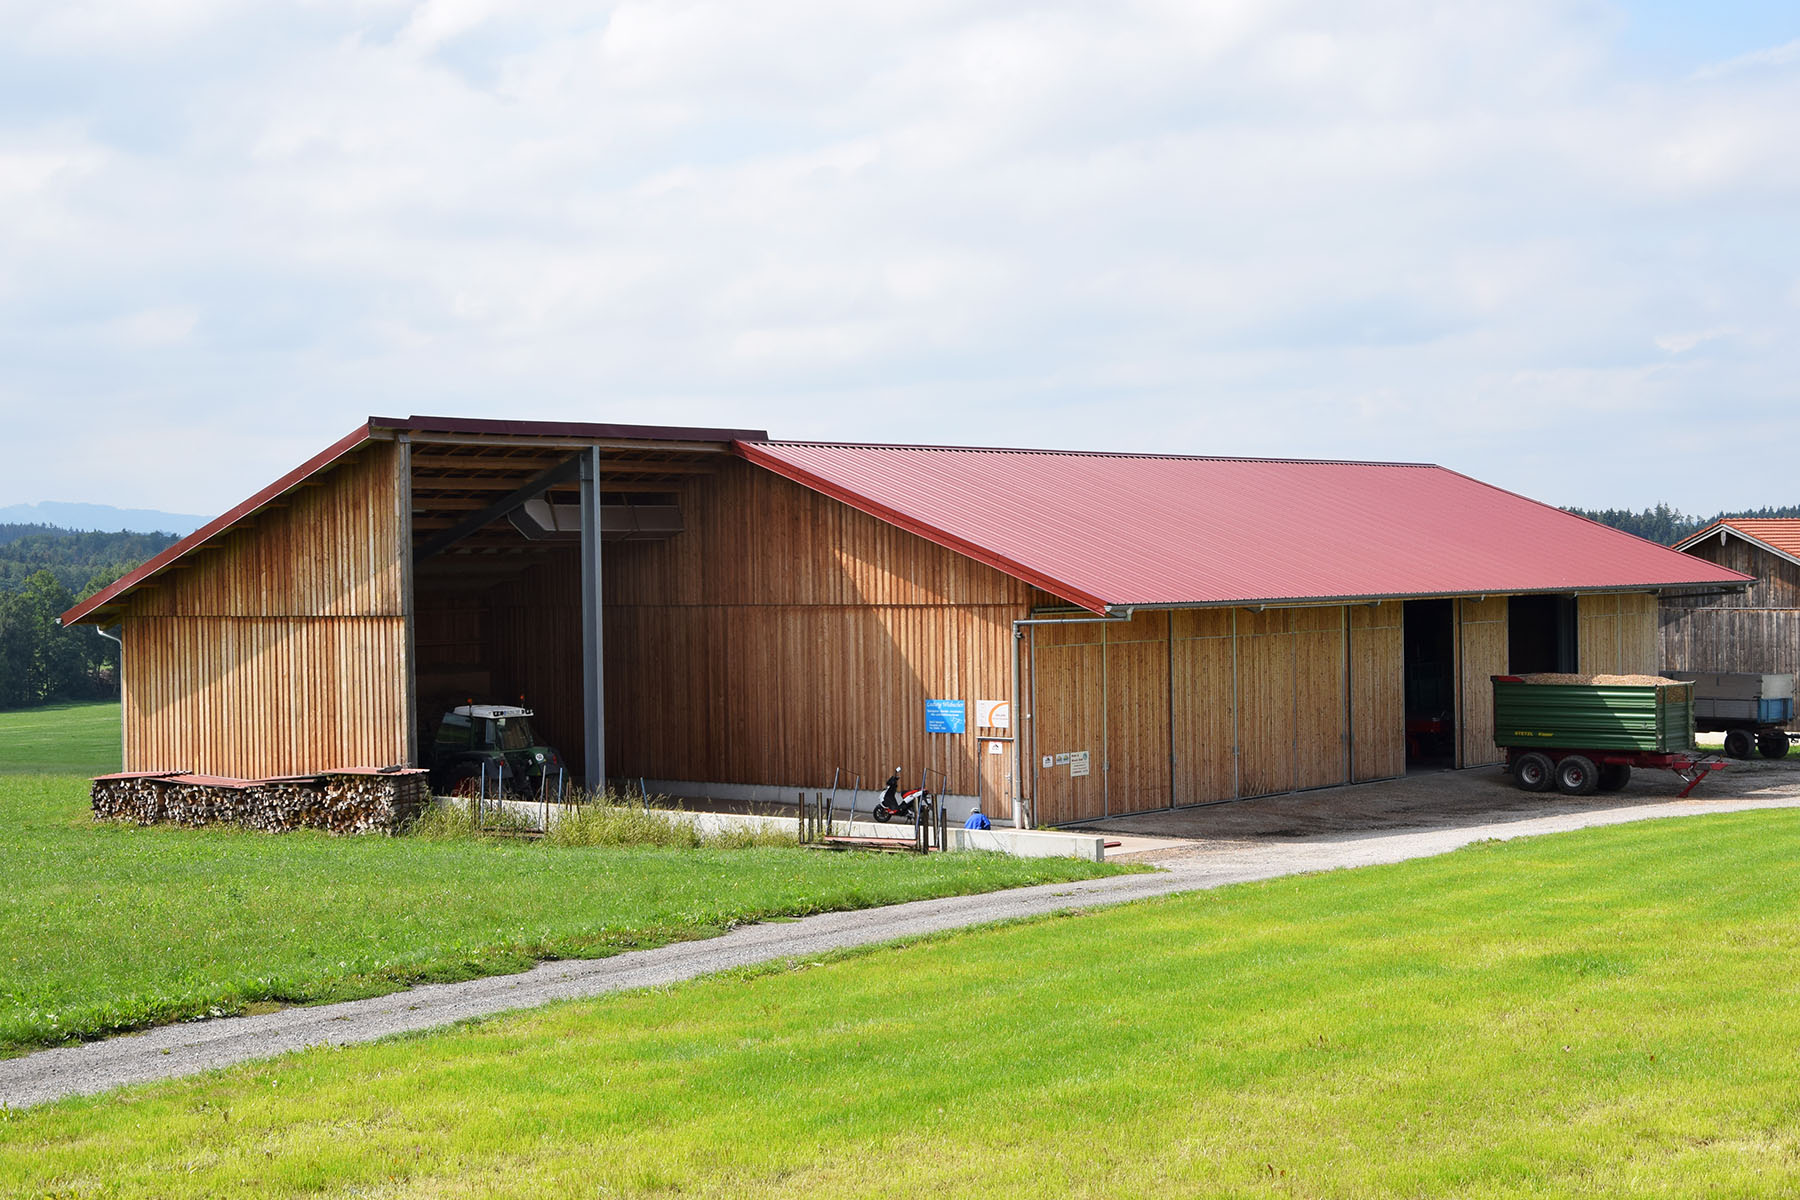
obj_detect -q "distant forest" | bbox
[1562,504,1800,546]
[0,524,179,709]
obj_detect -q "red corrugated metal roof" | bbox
[1677,518,1800,566]
[737,442,1752,612]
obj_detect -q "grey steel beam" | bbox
[411,454,584,563]
[580,446,606,793]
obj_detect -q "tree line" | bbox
[1562,503,1800,546]
[0,526,178,709]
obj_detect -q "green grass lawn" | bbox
[6,810,1800,1197]
[0,776,1129,1052]
[0,700,119,776]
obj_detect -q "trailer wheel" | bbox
[1758,732,1790,760]
[1597,762,1631,792]
[1513,752,1554,792]
[1723,729,1755,760]
[1555,754,1598,796]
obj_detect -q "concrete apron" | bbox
[447,797,1111,861]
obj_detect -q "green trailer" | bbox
[1491,676,1723,797]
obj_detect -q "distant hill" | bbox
[0,525,180,596]
[0,501,207,536]
[1563,504,1800,546]
[0,521,184,708]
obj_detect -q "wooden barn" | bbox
[62,416,1750,825]
[1662,520,1800,716]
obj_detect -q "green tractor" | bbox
[427,704,566,799]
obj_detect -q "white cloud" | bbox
[1691,37,1800,81]
[0,1,1796,514]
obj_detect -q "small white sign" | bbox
[987,741,1005,755]
[1053,752,1072,766]
[975,699,1011,729]
[1070,750,1091,778]
[1041,754,1054,769]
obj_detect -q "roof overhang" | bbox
[1673,520,1800,573]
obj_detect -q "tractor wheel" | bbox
[1597,762,1632,792]
[1723,729,1755,760]
[1512,752,1554,793]
[1758,732,1790,760]
[448,767,484,798]
[1555,754,1599,796]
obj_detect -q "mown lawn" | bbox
[0,700,119,776]
[0,776,1130,1052]
[6,809,1800,1197]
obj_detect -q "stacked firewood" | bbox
[90,769,431,835]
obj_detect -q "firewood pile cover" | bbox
[90,767,431,835]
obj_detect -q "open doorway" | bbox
[1403,599,1456,769]
[1508,593,1578,674]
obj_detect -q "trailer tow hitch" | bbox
[1673,754,1727,799]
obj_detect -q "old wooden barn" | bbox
[63,416,1750,825]
[1662,519,1800,713]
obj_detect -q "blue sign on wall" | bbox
[925,699,967,734]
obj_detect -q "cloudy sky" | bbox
[2,0,1796,518]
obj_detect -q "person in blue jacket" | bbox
[964,804,991,830]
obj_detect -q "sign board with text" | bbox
[925,699,966,734]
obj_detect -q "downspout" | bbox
[92,623,126,772]
[1009,607,1132,830]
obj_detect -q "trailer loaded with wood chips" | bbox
[1492,674,1725,797]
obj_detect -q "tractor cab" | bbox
[428,704,565,798]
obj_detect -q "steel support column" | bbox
[580,446,606,792]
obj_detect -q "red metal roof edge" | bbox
[373,414,771,443]
[1674,518,1800,569]
[1431,466,1755,587]
[60,421,377,627]
[747,438,1437,469]
[731,442,1112,613]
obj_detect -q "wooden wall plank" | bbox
[1236,609,1296,797]
[1349,603,1404,781]
[1457,596,1508,767]
[1578,594,1620,674]
[1031,637,1105,825]
[1171,610,1235,806]
[1103,612,1171,815]
[1293,608,1348,790]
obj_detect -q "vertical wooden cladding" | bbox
[606,460,1028,609]
[1667,537,1800,610]
[1030,617,1105,826]
[1456,596,1508,768]
[1100,611,1171,815]
[1171,608,1234,808]
[1235,609,1296,798]
[1349,604,1404,781]
[120,442,408,777]
[603,460,1030,806]
[1578,592,1658,675]
[1033,601,1402,823]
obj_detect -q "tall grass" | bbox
[404,790,798,849]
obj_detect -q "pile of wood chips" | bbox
[1517,672,1686,687]
[90,768,431,835]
